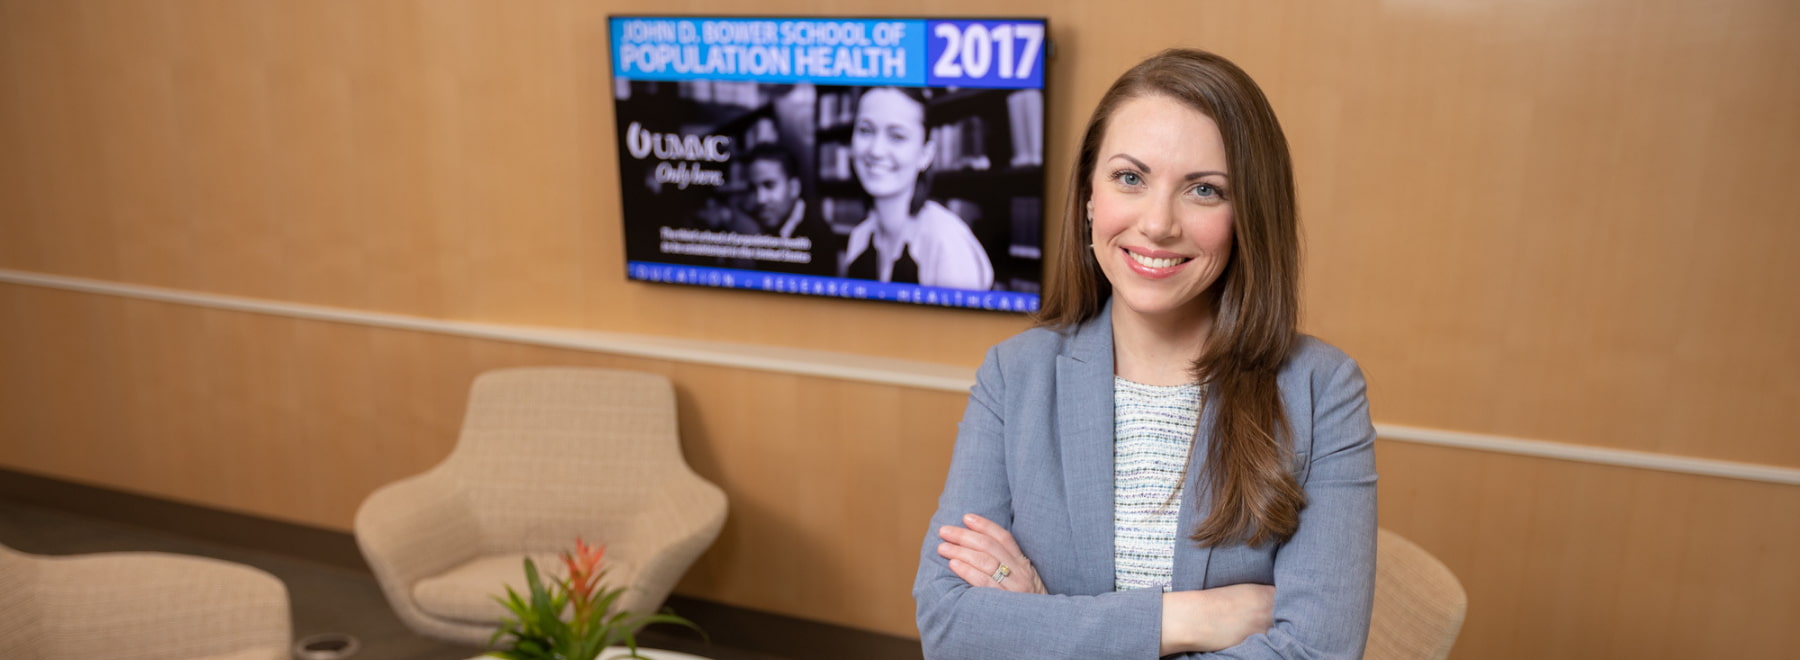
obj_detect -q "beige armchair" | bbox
[0,542,291,660]
[354,367,728,645]
[1365,528,1469,660]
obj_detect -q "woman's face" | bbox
[1089,93,1236,324]
[851,88,933,200]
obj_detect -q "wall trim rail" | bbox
[1373,424,1798,485]
[0,269,974,391]
[5,268,1796,487]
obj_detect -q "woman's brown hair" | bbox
[1036,49,1305,547]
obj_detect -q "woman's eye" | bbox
[1115,171,1142,186]
[1192,183,1227,200]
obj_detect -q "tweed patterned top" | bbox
[1112,376,1202,592]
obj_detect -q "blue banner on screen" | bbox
[612,17,1045,89]
[609,15,1049,313]
[629,262,1040,312]
[925,20,1046,89]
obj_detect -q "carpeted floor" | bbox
[0,498,785,660]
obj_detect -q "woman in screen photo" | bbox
[842,86,995,290]
[913,49,1378,658]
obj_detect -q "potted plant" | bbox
[487,539,703,660]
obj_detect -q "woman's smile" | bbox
[1123,247,1193,275]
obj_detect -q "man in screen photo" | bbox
[746,143,842,276]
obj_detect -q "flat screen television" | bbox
[609,16,1049,312]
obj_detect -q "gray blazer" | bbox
[914,302,1378,659]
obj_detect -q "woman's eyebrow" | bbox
[1108,153,1153,173]
[1106,153,1227,180]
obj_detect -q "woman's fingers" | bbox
[938,519,1046,593]
[937,528,1005,575]
[954,516,1038,585]
[938,541,1008,586]
[939,524,1010,561]
[936,538,992,568]
[946,558,998,588]
[962,513,1021,551]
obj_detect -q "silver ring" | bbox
[990,563,1011,584]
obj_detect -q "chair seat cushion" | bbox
[412,552,634,626]
[192,650,288,660]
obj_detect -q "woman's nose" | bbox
[1138,195,1180,241]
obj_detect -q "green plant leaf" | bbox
[492,544,710,660]
[640,611,704,635]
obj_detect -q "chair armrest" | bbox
[611,471,728,612]
[354,470,483,591]
[36,552,290,659]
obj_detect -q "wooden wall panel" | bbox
[4,0,1796,466]
[0,282,971,638]
[1379,440,1800,659]
[3,284,1797,654]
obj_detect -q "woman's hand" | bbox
[1160,584,1276,654]
[936,513,1048,594]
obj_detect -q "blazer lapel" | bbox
[1171,395,1218,589]
[1056,304,1118,594]
[1051,300,1223,592]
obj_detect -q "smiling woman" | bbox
[842,86,996,290]
[914,49,1377,659]
[1087,97,1237,377]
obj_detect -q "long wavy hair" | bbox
[1036,49,1305,548]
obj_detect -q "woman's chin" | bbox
[854,170,908,197]
[1111,289,1212,325]
[860,182,910,199]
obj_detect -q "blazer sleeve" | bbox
[1203,355,1380,659]
[914,345,1165,660]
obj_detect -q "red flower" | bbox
[492,536,699,660]
[561,537,608,618]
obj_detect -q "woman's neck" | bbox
[870,195,916,256]
[1112,303,1215,386]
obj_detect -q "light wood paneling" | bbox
[4,0,1796,465]
[1378,440,1800,659]
[0,282,969,638]
[4,284,1797,655]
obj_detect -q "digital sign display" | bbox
[610,16,1049,312]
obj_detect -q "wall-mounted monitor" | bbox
[609,16,1049,313]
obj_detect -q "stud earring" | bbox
[1085,203,1095,248]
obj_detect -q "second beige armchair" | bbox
[354,367,728,645]
[0,542,291,660]
[1365,528,1469,660]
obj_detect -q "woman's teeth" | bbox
[1129,251,1187,269]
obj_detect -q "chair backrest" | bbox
[440,367,696,541]
[0,543,45,660]
[1365,528,1468,660]
[0,543,289,660]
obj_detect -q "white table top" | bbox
[474,648,711,660]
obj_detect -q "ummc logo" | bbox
[626,122,731,162]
